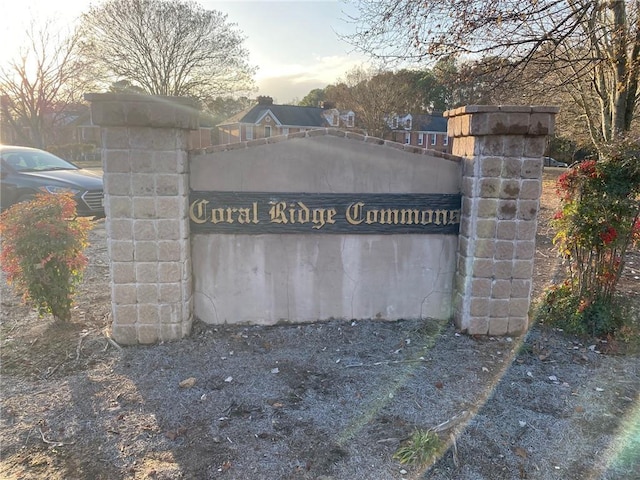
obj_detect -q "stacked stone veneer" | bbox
[444,105,558,335]
[85,93,198,344]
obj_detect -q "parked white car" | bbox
[543,156,568,168]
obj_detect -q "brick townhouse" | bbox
[387,113,451,153]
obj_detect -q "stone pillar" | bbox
[85,93,198,344]
[444,106,558,335]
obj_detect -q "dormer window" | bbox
[347,113,354,127]
[332,113,339,126]
[405,119,411,129]
[392,117,398,129]
[265,116,271,123]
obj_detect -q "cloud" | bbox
[256,55,369,103]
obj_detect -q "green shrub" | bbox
[0,193,92,321]
[536,283,627,336]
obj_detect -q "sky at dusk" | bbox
[0,0,371,103]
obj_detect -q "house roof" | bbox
[413,114,448,133]
[219,104,331,128]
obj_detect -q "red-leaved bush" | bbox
[539,140,640,335]
[0,193,92,321]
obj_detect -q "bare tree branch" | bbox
[79,0,256,101]
[0,19,96,148]
[344,0,640,147]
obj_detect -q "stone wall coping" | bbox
[190,128,463,164]
[84,92,200,129]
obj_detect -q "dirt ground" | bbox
[1,169,639,480]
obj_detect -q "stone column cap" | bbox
[85,93,200,129]
[443,105,560,117]
[444,105,559,137]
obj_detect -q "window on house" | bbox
[444,136,449,146]
[418,133,424,145]
[405,133,411,144]
[405,119,411,129]
[347,113,354,127]
[431,134,437,146]
[265,126,271,138]
[392,117,398,129]
[282,127,289,135]
[332,114,339,126]
[246,125,253,140]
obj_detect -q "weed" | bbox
[393,429,444,467]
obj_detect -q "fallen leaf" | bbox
[435,381,444,389]
[179,377,196,388]
[514,446,528,458]
[575,406,585,413]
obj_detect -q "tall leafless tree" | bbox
[325,66,445,137]
[345,0,640,149]
[0,21,95,148]
[80,0,256,101]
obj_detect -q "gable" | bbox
[255,109,282,126]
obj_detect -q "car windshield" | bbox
[0,149,78,172]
